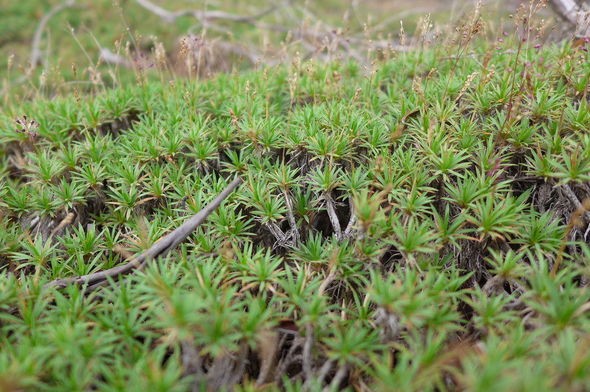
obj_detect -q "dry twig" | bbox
[561,184,590,222]
[324,195,342,241]
[136,0,286,25]
[550,0,590,37]
[45,176,242,290]
[99,48,132,67]
[29,0,77,70]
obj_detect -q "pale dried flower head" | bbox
[7,54,15,71]
[155,42,167,69]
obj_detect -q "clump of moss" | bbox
[1,25,590,391]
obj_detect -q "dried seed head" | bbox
[155,42,167,69]
[7,53,14,71]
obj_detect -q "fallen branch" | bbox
[550,0,585,24]
[49,211,76,238]
[136,0,285,25]
[561,184,590,222]
[326,364,348,391]
[265,222,289,247]
[45,176,242,290]
[318,267,337,296]
[324,194,342,241]
[549,0,590,37]
[99,48,132,68]
[302,323,314,382]
[282,189,300,244]
[343,199,356,239]
[29,0,77,70]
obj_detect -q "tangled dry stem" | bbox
[45,176,242,290]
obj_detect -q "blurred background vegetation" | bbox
[1,0,566,101]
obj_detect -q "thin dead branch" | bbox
[283,190,300,244]
[316,359,334,386]
[343,200,356,239]
[325,364,348,391]
[49,211,76,238]
[99,48,132,68]
[324,195,342,241]
[256,330,279,386]
[302,323,314,382]
[181,340,204,390]
[30,0,77,70]
[549,0,590,37]
[135,0,286,25]
[318,268,337,296]
[265,222,289,246]
[561,184,590,222]
[274,339,302,382]
[45,176,242,290]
